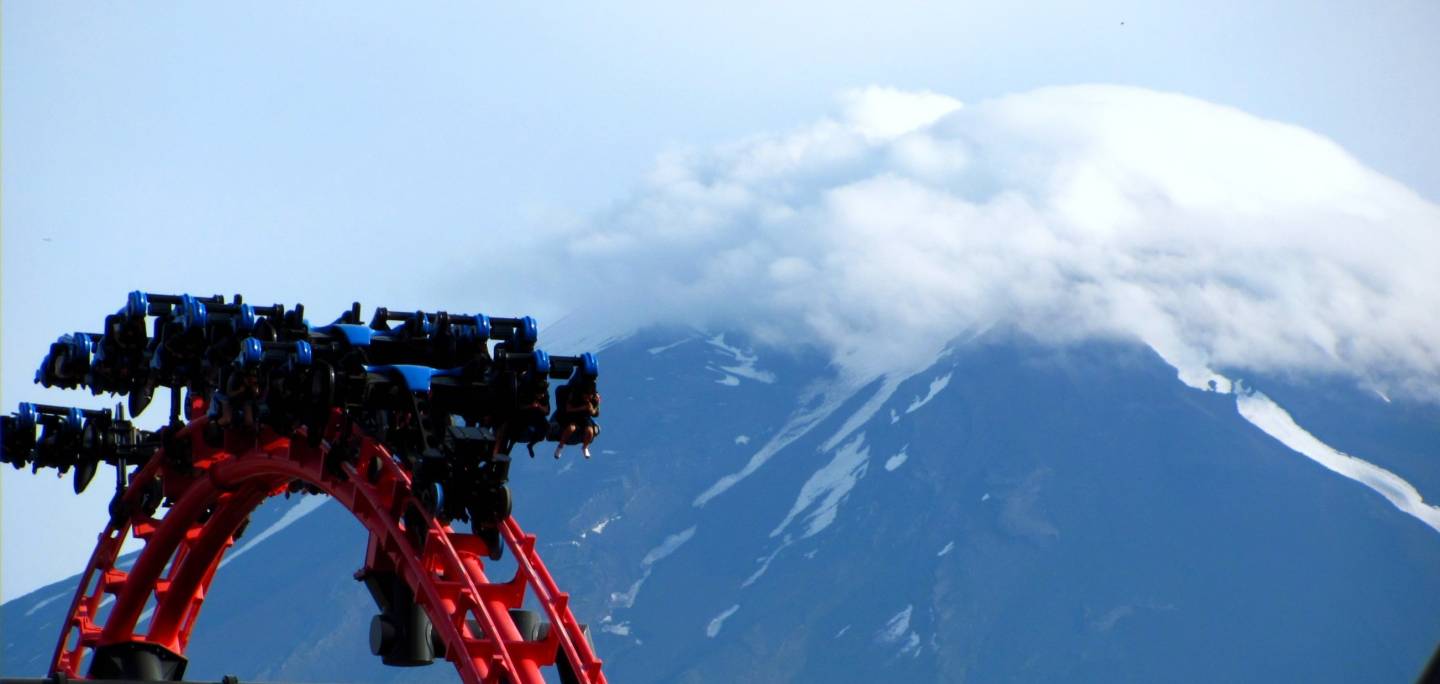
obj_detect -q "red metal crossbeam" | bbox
[48,415,605,683]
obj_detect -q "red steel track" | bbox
[50,413,606,684]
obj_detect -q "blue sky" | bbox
[4,1,1439,600]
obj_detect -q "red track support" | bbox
[49,416,607,684]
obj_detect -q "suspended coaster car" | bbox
[0,291,606,684]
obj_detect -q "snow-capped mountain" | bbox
[5,328,1437,682]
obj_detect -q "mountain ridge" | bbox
[4,329,1437,682]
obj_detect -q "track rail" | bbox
[49,414,605,684]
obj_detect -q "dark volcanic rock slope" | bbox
[5,331,1438,682]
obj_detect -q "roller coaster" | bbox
[0,292,607,684]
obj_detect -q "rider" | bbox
[516,373,551,457]
[217,365,264,429]
[551,375,600,459]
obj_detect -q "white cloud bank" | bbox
[529,85,1439,398]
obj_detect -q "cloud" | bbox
[521,85,1440,397]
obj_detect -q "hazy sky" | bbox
[4,1,1438,600]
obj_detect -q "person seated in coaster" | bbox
[515,374,551,458]
[218,366,264,429]
[551,376,600,459]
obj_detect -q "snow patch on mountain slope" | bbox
[884,446,909,472]
[1155,348,1440,535]
[771,434,871,539]
[898,632,923,657]
[1148,342,1236,395]
[734,373,913,540]
[221,495,330,569]
[23,591,69,617]
[705,604,741,638]
[611,526,699,609]
[875,605,923,657]
[642,525,698,565]
[609,579,646,611]
[600,618,632,637]
[820,378,904,452]
[646,336,696,355]
[876,606,914,642]
[696,362,910,508]
[583,515,621,538]
[694,382,858,506]
[905,373,952,413]
[742,538,792,587]
[706,334,776,385]
[1236,391,1440,533]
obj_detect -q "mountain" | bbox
[4,329,1439,682]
